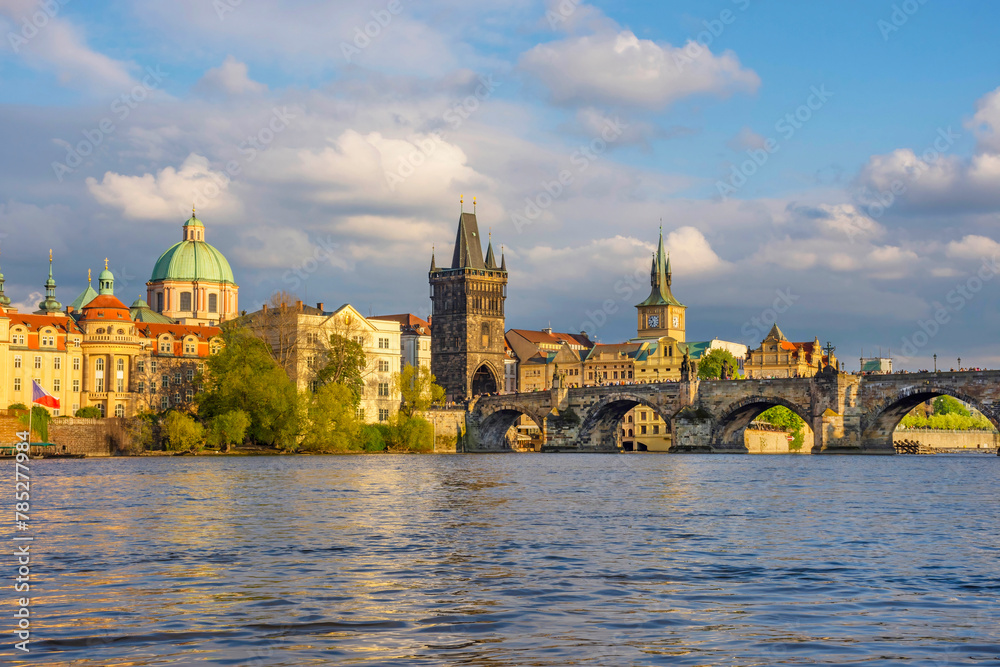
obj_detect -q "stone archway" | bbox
[713,396,815,453]
[861,386,1000,453]
[576,393,673,452]
[475,403,547,451]
[471,363,499,396]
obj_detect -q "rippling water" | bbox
[4,454,999,665]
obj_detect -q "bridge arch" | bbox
[861,385,1000,452]
[577,392,674,452]
[713,396,815,453]
[474,402,547,451]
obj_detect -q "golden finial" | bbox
[49,249,52,262]
[88,269,91,283]
[473,196,477,212]
[460,194,464,213]
[192,203,196,217]
[104,258,109,270]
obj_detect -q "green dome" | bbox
[150,240,235,284]
[185,214,204,228]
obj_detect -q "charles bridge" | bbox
[462,369,1000,453]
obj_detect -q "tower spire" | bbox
[37,249,62,314]
[0,249,10,308]
[430,244,437,273]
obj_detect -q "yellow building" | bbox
[745,324,836,378]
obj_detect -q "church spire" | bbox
[500,245,506,272]
[484,230,497,270]
[37,249,63,314]
[636,226,683,308]
[430,245,437,273]
[0,250,10,308]
[450,199,486,269]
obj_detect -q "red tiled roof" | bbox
[375,313,431,334]
[139,322,221,339]
[508,329,593,348]
[5,312,83,334]
[79,295,132,320]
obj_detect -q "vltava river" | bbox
[6,454,999,665]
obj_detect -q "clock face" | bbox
[647,315,659,328]
[672,315,680,327]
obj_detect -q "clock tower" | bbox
[635,227,685,341]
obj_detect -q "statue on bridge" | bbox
[681,349,696,382]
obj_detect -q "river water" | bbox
[5,454,999,665]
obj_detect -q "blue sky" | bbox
[1,0,1000,370]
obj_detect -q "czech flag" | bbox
[32,380,60,409]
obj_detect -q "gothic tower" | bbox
[635,227,686,341]
[430,201,508,401]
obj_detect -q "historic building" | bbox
[634,228,686,343]
[429,203,508,401]
[147,211,239,325]
[241,301,402,423]
[745,324,836,378]
[376,314,432,372]
[0,255,221,418]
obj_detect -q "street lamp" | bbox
[958,357,961,370]
[933,354,937,373]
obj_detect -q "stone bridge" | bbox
[464,370,1000,454]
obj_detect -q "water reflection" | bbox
[2,454,998,665]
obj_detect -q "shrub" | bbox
[162,411,204,451]
[75,406,102,418]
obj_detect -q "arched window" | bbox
[156,292,164,311]
[96,358,105,371]
[116,358,125,372]
[180,292,192,311]
[208,293,218,313]
[481,322,490,349]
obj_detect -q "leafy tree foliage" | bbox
[206,410,251,451]
[757,405,806,450]
[932,395,970,417]
[17,406,52,442]
[162,411,204,451]
[300,383,359,453]
[198,327,299,450]
[395,364,445,418]
[697,348,743,380]
[8,403,27,410]
[74,406,102,418]
[385,416,434,452]
[314,333,366,399]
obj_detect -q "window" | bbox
[73,357,81,371]
[640,411,646,421]
[160,340,172,353]
[156,293,164,311]
[72,404,79,413]
[95,377,104,392]
[378,408,389,422]
[186,369,194,381]
[174,372,181,384]
[41,334,54,346]
[13,355,20,369]
[150,382,157,393]
[53,409,60,417]
[150,360,157,373]
[481,322,490,348]
[173,393,180,406]
[355,408,365,421]
[640,425,647,435]
[34,356,42,369]
[96,358,105,372]
[378,359,390,372]
[161,396,169,410]
[138,381,145,393]
[306,355,315,369]
[114,404,125,417]
[186,390,193,401]
[208,293,218,313]
[117,359,125,372]
[53,379,61,392]
[72,380,80,392]
[97,404,106,418]
[184,341,196,355]
[653,425,659,435]
[53,357,61,370]
[354,335,364,345]
[162,374,169,387]
[117,378,124,393]
[13,378,21,391]
[378,382,390,397]
[180,292,192,311]
[137,360,145,373]
[12,333,25,345]
[378,337,389,349]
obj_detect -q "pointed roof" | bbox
[69,280,98,312]
[500,248,506,272]
[637,227,683,308]
[485,240,497,269]
[429,248,437,272]
[130,297,175,323]
[36,250,63,315]
[765,323,787,341]
[451,212,486,269]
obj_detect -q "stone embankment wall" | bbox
[744,428,804,454]
[418,408,468,453]
[893,429,997,450]
[0,411,131,456]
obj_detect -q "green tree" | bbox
[357,424,388,452]
[161,411,204,451]
[932,395,970,417]
[758,405,806,450]
[8,403,27,411]
[74,406,102,418]
[385,416,434,452]
[314,333,366,399]
[698,348,743,380]
[206,410,251,451]
[17,406,52,442]
[300,383,359,452]
[395,364,445,418]
[197,327,300,450]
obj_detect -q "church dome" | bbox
[149,214,235,285]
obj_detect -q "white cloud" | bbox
[86,154,243,221]
[945,234,1000,262]
[967,86,1000,153]
[195,56,266,96]
[520,29,759,109]
[665,226,728,274]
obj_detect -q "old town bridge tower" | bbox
[430,201,507,401]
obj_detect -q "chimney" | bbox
[316,302,324,312]
[296,300,303,311]
[262,304,268,313]
[542,327,553,335]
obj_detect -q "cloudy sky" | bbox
[1,0,999,370]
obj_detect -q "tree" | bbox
[162,411,204,451]
[17,406,52,442]
[698,348,742,380]
[314,333,366,399]
[206,410,251,451]
[300,383,360,452]
[395,364,445,418]
[197,327,300,450]
[8,403,27,411]
[932,395,970,417]
[75,406,102,418]
[244,290,303,375]
[758,406,806,450]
